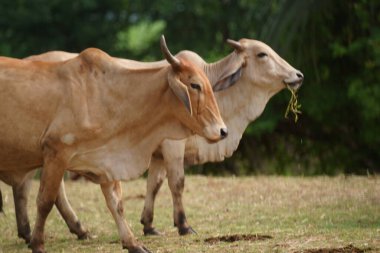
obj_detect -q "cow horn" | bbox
[160,35,181,69]
[226,39,244,52]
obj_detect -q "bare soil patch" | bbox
[204,234,273,244]
[293,244,371,253]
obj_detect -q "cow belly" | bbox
[0,170,36,186]
[0,105,50,171]
[0,140,43,171]
[69,148,151,183]
[0,117,43,171]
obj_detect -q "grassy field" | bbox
[0,176,379,253]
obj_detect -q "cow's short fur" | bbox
[0,36,225,253]
[140,39,304,235]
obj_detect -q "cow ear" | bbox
[213,67,243,92]
[167,71,192,115]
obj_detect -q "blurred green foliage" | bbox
[0,0,378,175]
[115,20,166,57]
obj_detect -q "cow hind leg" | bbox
[140,157,166,236]
[0,188,3,213]
[13,179,32,243]
[101,181,151,253]
[55,179,89,240]
[30,150,67,253]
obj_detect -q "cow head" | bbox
[214,39,303,96]
[160,35,227,142]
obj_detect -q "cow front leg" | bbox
[55,179,89,240]
[160,140,195,236]
[30,154,66,253]
[166,165,195,236]
[13,178,32,243]
[101,181,151,253]
[140,157,166,236]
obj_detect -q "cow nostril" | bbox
[220,128,228,139]
[296,72,304,79]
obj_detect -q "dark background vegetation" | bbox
[0,0,379,175]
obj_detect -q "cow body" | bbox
[140,39,304,235]
[0,52,177,181]
[0,37,226,253]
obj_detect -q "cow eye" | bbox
[257,52,267,58]
[190,83,201,91]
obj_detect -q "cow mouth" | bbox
[204,133,223,143]
[283,78,303,90]
[206,137,220,144]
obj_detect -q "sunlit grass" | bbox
[0,176,379,252]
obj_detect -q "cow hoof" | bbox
[32,250,46,253]
[127,245,152,253]
[29,239,46,253]
[30,246,46,253]
[70,221,90,240]
[20,234,31,244]
[143,227,162,236]
[18,229,32,244]
[77,231,92,240]
[178,226,197,236]
[24,237,31,244]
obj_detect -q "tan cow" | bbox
[0,36,226,253]
[140,39,304,235]
[0,52,174,245]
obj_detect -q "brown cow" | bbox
[0,36,226,253]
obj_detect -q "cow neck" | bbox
[105,66,175,138]
[64,53,187,150]
[71,65,189,182]
[184,54,272,165]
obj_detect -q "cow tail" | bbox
[0,188,3,213]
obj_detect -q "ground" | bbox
[0,175,379,253]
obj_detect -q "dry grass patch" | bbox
[0,175,379,253]
[293,244,371,253]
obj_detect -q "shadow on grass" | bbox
[204,233,273,244]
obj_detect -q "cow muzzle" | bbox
[284,71,304,90]
[203,124,228,142]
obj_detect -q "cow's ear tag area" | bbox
[168,71,192,115]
